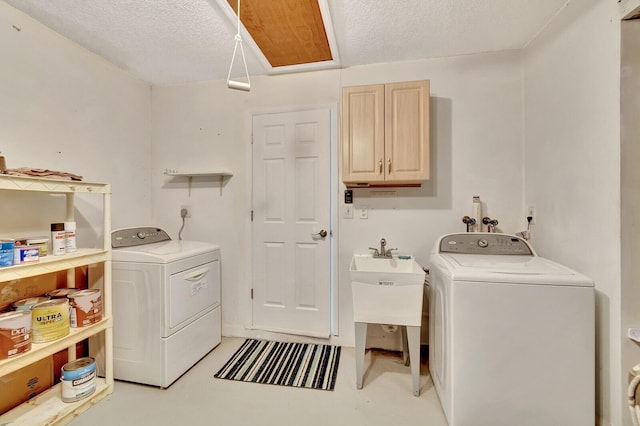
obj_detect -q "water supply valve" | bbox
[462,216,476,232]
[482,217,499,232]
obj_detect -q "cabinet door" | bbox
[385,80,430,182]
[341,84,385,183]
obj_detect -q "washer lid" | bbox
[435,253,594,287]
[112,240,219,263]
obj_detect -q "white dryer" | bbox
[429,233,594,426]
[111,227,221,388]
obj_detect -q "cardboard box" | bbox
[0,268,88,311]
[0,356,54,414]
[0,273,58,311]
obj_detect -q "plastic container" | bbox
[13,246,39,264]
[26,237,49,257]
[471,196,482,232]
[64,222,77,253]
[50,223,66,256]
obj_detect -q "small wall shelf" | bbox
[163,170,233,196]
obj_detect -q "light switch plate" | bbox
[343,205,353,219]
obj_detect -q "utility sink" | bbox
[349,254,426,326]
[349,253,426,397]
[349,254,425,286]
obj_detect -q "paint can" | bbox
[12,296,50,311]
[45,288,79,299]
[0,310,31,360]
[31,299,70,343]
[68,289,102,328]
[61,357,96,402]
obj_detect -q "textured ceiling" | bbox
[2,0,569,85]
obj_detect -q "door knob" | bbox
[312,229,328,238]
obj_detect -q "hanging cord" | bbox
[227,0,250,91]
[178,207,188,240]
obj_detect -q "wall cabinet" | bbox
[0,175,113,425]
[341,80,430,185]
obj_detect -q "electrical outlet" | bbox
[181,205,192,218]
[343,204,353,219]
[528,206,536,225]
[359,207,368,219]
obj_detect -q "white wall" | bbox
[621,12,640,426]
[150,50,525,347]
[150,70,342,337]
[523,1,622,424]
[0,1,153,237]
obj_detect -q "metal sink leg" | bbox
[355,322,367,389]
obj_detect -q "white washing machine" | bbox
[429,233,594,426]
[111,227,221,388]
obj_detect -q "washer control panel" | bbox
[112,227,171,248]
[439,233,533,255]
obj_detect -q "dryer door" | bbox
[167,259,220,335]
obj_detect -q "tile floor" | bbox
[69,337,448,426]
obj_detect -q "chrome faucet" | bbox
[369,238,397,258]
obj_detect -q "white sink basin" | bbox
[349,254,425,286]
[349,254,425,326]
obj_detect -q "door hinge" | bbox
[251,288,254,299]
[251,134,253,144]
[251,210,254,221]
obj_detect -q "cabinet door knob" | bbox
[379,159,383,174]
[388,158,392,174]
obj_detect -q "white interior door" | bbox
[252,108,331,337]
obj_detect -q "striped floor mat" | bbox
[214,339,341,391]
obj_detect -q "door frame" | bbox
[246,103,339,337]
